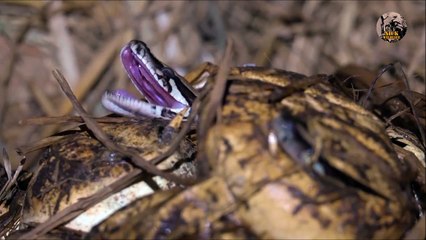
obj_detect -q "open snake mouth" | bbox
[102,40,197,118]
[119,40,186,109]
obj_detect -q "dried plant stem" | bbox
[18,69,197,239]
[197,38,233,176]
[19,115,131,125]
[198,38,233,139]
[18,169,142,240]
[51,69,193,185]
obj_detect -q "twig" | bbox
[397,62,426,147]
[17,169,142,240]
[0,149,25,200]
[16,135,74,155]
[19,115,131,125]
[151,84,211,165]
[51,69,193,185]
[385,98,422,126]
[198,37,233,139]
[40,30,134,138]
[197,38,233,176]
[359,64,394,107]
[18,69,196,239]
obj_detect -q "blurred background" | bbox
[0,1,424,167]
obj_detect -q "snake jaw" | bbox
[101,89,186,119]
[120,41,186,109]
[102,40,197,119]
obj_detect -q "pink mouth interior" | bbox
[120,46,185,108]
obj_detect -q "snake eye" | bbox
[129,40,148,57]
[161,67,177,79]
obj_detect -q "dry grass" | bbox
[0,1,424,238]
[0,1,424,166]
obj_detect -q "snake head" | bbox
[120,40,191,108]
[102,40,197,119]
